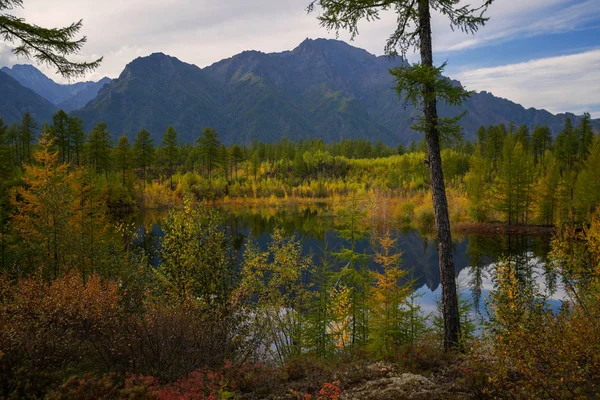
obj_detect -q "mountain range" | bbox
[1,64,111,112]
[2,38,599,145]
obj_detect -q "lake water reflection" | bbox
[137,205,559,316]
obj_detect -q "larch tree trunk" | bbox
[418,0,461,351]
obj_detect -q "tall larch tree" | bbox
[532,124,552,165]
[308,0,496,350]
[51,110,70,163]
[134,129,155,188]
[162,126,178,190]
[19,112,37,164]
[85,122,112,177]
[69,116,85,166]
[578,112,594,163]
[197,127,221,186]
[114,136,133,186]
[11,133,73,278]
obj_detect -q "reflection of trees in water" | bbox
[465,234,554,311]
[396,234,438,291]
[137,207,554,305]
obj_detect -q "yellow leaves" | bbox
[471,245,600,398]
[327,285,352,349]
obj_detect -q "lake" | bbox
[136,205,561,318]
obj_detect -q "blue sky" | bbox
[0,0,599,117]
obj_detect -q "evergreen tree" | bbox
[69,116,85,166]
[85,122,112,177]
[51,110,70,163]
[486,125,506,172]
[369,230,409,357]
[10,133,73,278]
[133,129,154,188]
[230,144,244,181]
[162,126,178,189]
[220,143,229,182]
[532,125,552,165]
[196,127,221,185]
[495,135,534,225]
[535,153,560,225]
[465,144,491,222]
[5,123,20,166]
[515,124,530,152]
[555,117,578,171]
[250,150,261,181]
[0,0,101,78]
[331,192,371,351]
[578,112,594,163]
[19,112,37,164]
[574,136,600,221]
[114,136,132,186]
[309,0,496,350]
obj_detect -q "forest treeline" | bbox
[0,110,600,398]
[1,110,599,227]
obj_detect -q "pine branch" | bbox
[0,10,101,78]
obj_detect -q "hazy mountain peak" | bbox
[1,63,113,111]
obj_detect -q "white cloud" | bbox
[431,0,600,54]
[456,49,600,118]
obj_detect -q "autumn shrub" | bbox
[112,301,242,381]
[396,200,415,226]
[414,204,435,234]
[102,182,136,219]
[466,255,600,399]
[0,270,246,397]
[222,361,280,398]
[156,368,233,400]
[0,272,123,398]
[45,373,158,400]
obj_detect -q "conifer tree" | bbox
[495,136,533,224]
[5,123,20,166]
[555,117,579,171]
[220,143,229,182]
[162,126,178,189]
[465,144,491,222]
[515,124,530,152]
[69,116,85,166]
[578,113,594,162]
[11,133,73,278]
[307,251,336,359]
[51,110,71,163]
[19,112,37,164]
[134,129,154,188]
[369,230,409,357]
[85,122,112,177]
[532,125,552,165]
[309,0,496,350]
[230,145,244,181]
[331,191,371,351]
[114,136,132,186]
[196,127,221,185]
[0,0,101,78]
[574,136,600,221]
[535,153,560,225]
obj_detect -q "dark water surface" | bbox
[136,206,560,316]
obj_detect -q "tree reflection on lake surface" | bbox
[136,205,558,315]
